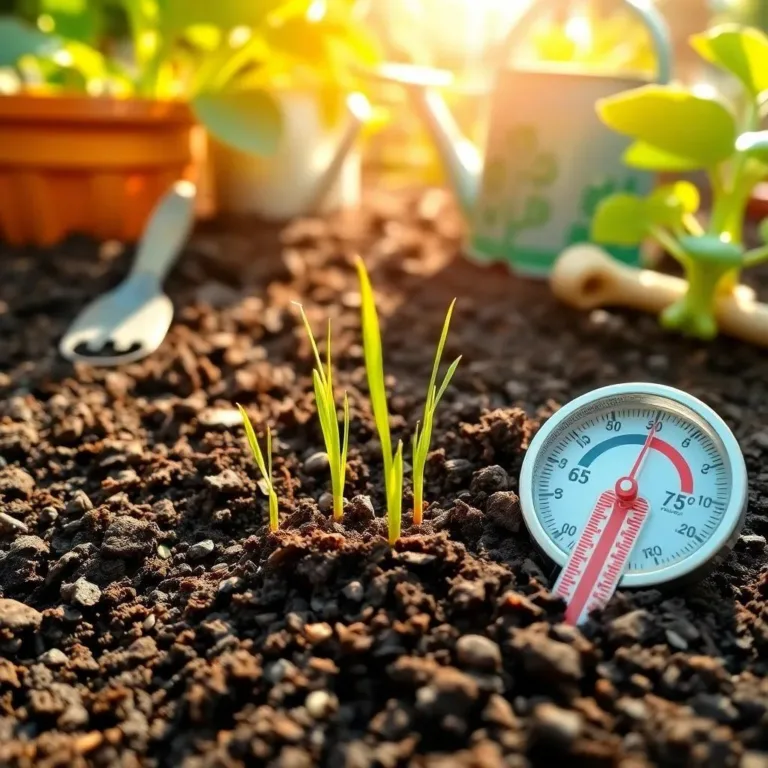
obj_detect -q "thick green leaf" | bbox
[591,194,648,245]
[159,0,286,36]
[647,182,700,228]
[192,89,282,155]
[623,141,705,172]
[0,17,61,67]
[597,85,737,169]
[737,130,768,163]
[691,24,768,97]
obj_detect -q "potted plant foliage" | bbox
[591,23,768,339]
[0,0,378,245]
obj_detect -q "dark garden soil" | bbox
[0,187,767,768]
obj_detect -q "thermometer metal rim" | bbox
[519,382,748,588]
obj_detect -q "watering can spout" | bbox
[374,64,481,215]
[416,88,482,215]
[305,92,372,214]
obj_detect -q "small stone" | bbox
[456,634,502,672]
[609,609,655,644]
[482,694,518,729]
[305,623,333,644]
[318,492,334,513]
[305,690,337,719]
[39,648,67,667]
[416,666,479,717]
[504,381,528,400]
[0,598,43,632]
[204,469,244,492]
[665,629,688,650]
[738,534,766,553]
[0,467,35,500]
[266,659,298,684]
[470,465,509,495]
[198,408,242,428]
[143,614,157,631]
[690,693,739,724]
[742,752,768,768]
[531,703,583,747]
[396,551,436,566]
[343,581,364,602]
[512,630,582,684]
[485,491,522,533]
[66,490,93,515]
[62,578,101,608]
[444,458,472,477]
[101,516,159,558]
[156,544,172,560]
[218,576,243,594]
[304,452,330,475]
[188,539,215,561]
[40,506,59,524]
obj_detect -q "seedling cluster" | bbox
[591,24,768,339]
[239,256,459,545]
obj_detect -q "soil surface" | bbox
[0,187,767,768]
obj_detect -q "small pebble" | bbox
[456,634,502,672]
[218,576,243,594]
[187,539,215,561]
[0,598,43,631]
[0,467,35,500]
[157,545,172,560]
[62,578,101,607]
[305,690,337,719]
[304,452,330,475]
[485,491,522,533]
[304,623,333,644]
[39,648,67,667]
[198,408,242,428]
[318,492,334,513]
[665,629,688,650]
[342,581,364,601]
[39,506,59,524]
[531,703,583,747]
[470,465,509,495]
[738,534,766,553]
[66,490,93,515]
[204,469,244,492]
[444,458,472,477]
[143,614,157,631]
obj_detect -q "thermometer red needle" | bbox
[555,414,659,625]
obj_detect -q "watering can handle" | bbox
[499,0,672,84]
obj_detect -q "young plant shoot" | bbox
[412,301,461,525]
[237,404,279,533]
[356,256,404,546]
[591,24,768,340]
[294,303,350,521]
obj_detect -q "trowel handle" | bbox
[498,0,672,83]
[551,245,768,349]
[129,180,197,283]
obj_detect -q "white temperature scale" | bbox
[519,383,748,625]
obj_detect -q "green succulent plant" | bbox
[591,24,768,340]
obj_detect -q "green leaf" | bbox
[760,218,768,245]
[591,194,649,246]
[0,17,61,67]
[192,89,282,156]
[691,24,768,97]
[623,141,706,172]
[39,0,100,44]
[159,0,286,37]
[737,131,768,163]
[646,182,700,228]
[597,84,737,169]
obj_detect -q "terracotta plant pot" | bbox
[0,94,194,246]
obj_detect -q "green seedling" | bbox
[412,301,461,525]
[294,302,350,522]
[591,23,768,340]
[237,404,278,533]
[356,256,404,546]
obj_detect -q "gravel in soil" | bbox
[0,188,767,768]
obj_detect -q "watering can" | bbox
[377,0,672,277]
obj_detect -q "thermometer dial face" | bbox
[520,383,748,588]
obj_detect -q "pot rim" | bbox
[0,91,193,125]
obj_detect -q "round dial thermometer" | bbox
[520,383,748,589]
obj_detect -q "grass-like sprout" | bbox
[237,404,279,533]
[356,256,404,546]
[293,302,350,521]
[412,301,461,525]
